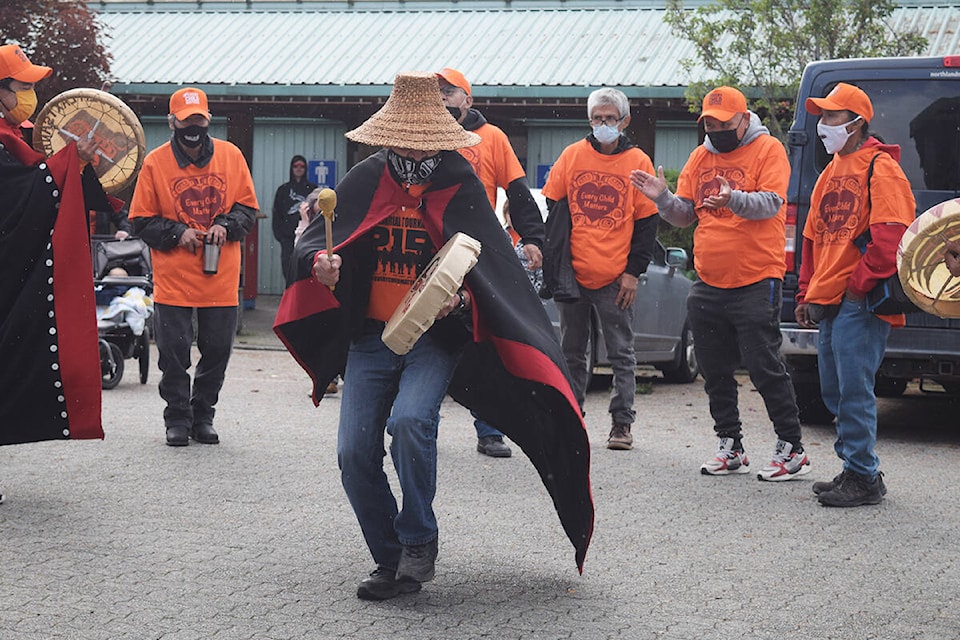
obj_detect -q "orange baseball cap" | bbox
[0,44,52,83]
[436,68,472,96]
[699,86,748,122]
[805,82,873,123]
[169,87,211,120]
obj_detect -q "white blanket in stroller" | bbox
[98,287,153,335]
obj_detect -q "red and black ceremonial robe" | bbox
[0,122,102,445]
[274,149,594,571]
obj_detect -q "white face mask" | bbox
[592,123,621,145]
[817,116,862,154]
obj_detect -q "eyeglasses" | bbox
[292,163,307,168]
[440,86,464,97]
[590,115,625,126]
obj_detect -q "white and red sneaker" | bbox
[700,437,750,475]
[757,439,811,481]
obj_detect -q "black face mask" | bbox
[707,127,741,154]
[174,124,209,149]
[446,106,463,121]
[387,150,442,185]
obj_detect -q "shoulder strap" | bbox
[853,153,885,253]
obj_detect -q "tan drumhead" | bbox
[382,232,482,355]
[32,88,145,195]
[898,197,960,317]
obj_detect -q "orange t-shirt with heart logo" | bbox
[542,139,658,289]
[129,139,259,307]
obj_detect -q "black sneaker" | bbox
[477,436,512,458]
[356,566,421,601]
[813,469,887,496]
[817,470,885,507]
[396,538,438,583]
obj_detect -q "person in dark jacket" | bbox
[272,155,318,285]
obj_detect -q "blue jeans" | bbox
[337,325,461,570]
[817,296,890,479]
[472,414,504,439]
[557,281,636,425]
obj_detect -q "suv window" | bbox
[814,80,960,194]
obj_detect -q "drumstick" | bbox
[58,127,116,163]
[316,188,337,290]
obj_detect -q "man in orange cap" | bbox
[794,83,915,507]
[130,87,259,447]
[436,66,545,458]
[0,44,107,496]
[631,86,809,481]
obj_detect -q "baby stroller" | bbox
[91,235,154,390]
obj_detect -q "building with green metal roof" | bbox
[88,0,960,295]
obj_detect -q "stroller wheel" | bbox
[101,341,124,390]
[137,327,150,384]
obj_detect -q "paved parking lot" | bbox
[2,297,960,639]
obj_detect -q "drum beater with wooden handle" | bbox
[316,188,337,290]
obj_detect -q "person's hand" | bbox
[438,289,470,320]
[702,176,732,210]
[616,273,639,310]
[75,135,100,165]
[795,302,815,328]
[630,166,668,200]
[179,227,204,253]
[522,244,543,270]
[313,252,341,287]
[206,223,227,247]
[114,230,129,240]
[945,239,960,277]
[299,200,312,225]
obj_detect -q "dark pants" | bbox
[153,303,237,430]
[687,279,801,446]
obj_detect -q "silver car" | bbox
[498,189,699,385]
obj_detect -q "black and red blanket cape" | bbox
[0,121,102,445]
[274,150,594,571]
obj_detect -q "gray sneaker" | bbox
[396,538,438,583]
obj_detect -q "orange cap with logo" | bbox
[0,44,52,83]
[169,87,211,121]
[699,86,748,122]
[436,68,472,96]
[805,82,873,123]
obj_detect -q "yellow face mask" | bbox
[4,88,38,124]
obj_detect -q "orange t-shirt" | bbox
[129,139,259,307]
[456,122,526,210]
[542,139,658,289]
[803,148,916,305]
[676,135,790,288]
[366,184,433,322]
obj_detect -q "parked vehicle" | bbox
[780,56,960,423]
[497,189,699,384]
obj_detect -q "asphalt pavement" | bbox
[3,296,960,639]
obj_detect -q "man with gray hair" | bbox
[542,87,659,450]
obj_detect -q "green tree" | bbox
[1,0,112,106]
[665,0,927,139]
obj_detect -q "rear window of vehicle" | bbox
[813,80,960,193]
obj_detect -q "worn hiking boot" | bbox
[814,468,887,496]
[817,469,885,507]
[700,437,750,475]
[607,423,633,450]
[757,439,812,481]
[477,436,512,458]
[396,538,438,583]
[356,566,421,601]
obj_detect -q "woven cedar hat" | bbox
[346,72,480,151]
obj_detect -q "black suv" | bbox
[780,56,960,423]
